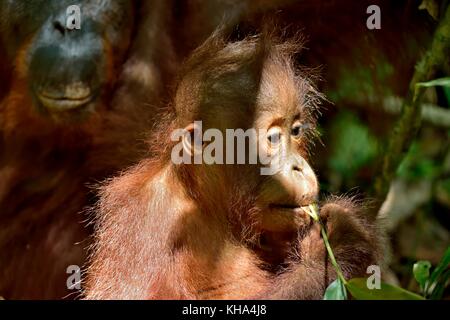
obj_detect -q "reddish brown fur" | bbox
[0,1,175,299]
[85,32,384,300]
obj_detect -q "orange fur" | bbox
[85,32,384,300]
[0,1,175,299]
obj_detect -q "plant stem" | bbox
[306,204,348,292]
[319,221,348,285]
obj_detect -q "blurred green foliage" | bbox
[444,86,450,103]
[328,59,395,103]
[328,111,378,180]
[397,142,441,181]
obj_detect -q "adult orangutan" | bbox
[85,31,384,299]
[0,0,175,299]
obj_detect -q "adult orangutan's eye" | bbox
[291,121,308,139]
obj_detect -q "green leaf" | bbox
[444,86,450,105]
[427,246,450,297]
[416,77,450,88]
[429,269,450,300]
[413,261,432,291]
[346,278,425,300]
[324,278,348,300]
[418,0,439,20]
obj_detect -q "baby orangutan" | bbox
[85,31,383,299]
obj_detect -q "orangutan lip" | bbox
[37,93,93,111]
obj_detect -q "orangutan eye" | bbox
[291,121,307,138]
[267,127,281,146]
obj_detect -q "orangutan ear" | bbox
[182,122,204,157]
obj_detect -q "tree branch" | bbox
[374,4,450,201]
[352,96,450,128]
